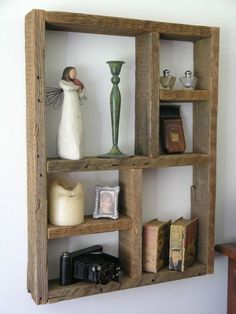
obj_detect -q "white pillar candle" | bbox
[49,179,84,226]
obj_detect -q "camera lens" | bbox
[99,264,114,285]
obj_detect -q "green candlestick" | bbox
[99,61,129,158]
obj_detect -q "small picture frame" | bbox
[93,185,120,219]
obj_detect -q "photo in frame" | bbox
[93,185,120,219]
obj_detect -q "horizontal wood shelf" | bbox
[48,261,206,303]
[160,90,209,102]
[47,153,209,173]
[45,11,212,41]
[48,214,132,239]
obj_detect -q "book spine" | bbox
[169,225,185,271]
[142,225,158,273]
[184,219,198,268]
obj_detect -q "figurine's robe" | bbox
[57,80,84,160]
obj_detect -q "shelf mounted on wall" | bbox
[25,9,219,304]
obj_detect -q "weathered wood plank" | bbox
[135,32,159,156]
[119,169,142,278]
[48,278,120,303]
[215,242,236,313]
[25,10,48,304]
[45,11,212,40]
[47,153,209,173]
[228,259,236,314]
[48,214,132,239]
[192,28,219,273]
[215,243,236,261]
[160,90,209,102]
[48,261,206,303]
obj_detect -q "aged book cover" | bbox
[160,119,186,153]
[142,219,171,273]
[160,105,186,153]
[169,217,199,272]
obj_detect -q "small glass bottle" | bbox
[179,70,197,90]
[160,69,176,90]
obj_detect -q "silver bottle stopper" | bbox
[185,70,192,78]
[163,69,170,76]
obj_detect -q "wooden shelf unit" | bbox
[25,9,219,304]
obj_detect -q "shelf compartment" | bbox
[160,90,209,102]
[47,153,209,173]
[48,261,206,303]
[48,214,132,239]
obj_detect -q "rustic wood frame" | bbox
[25,9,219,304]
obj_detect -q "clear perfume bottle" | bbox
[160,69,176,89]
[179,70,197,90]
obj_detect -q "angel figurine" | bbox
[46,66,86,160]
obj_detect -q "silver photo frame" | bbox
[93,185,120,219]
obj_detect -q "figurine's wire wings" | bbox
[45,86,87,108]
[45,87,63,109]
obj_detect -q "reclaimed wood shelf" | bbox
[25,9,219,304]
[48,261,206,303]
[48,214,133,239]
[160,89,210,102]
[47,153,209,173]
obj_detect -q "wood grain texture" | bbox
[228,259,236,314]
[160,90,209,102]
[47,154,209,173]
[215,243,236,314]
[119,169,142,278]
[25,10,48,304]
[192,28,219,273]
[48,261,206,303]
[48,278,120,303]
[45,11,212,40]
[48,214,132,239]
[135,32,159,157]
[215,242,236,261]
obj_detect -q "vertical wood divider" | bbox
[25,10,48,304]
[135,32,159,157]
[119,169,143,278]
[192,28,219,273]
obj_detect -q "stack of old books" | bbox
[142,217,198,273]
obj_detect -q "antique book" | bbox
[169,217,199,272]
[160,105,186,153]
[142,219,172,273]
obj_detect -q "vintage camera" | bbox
[60,245,122,285]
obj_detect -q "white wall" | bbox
[1,0,235,313]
